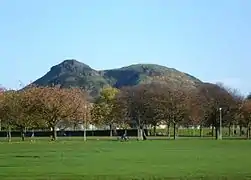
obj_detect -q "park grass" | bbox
[0,138,250,180]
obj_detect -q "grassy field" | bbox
[0,138,250,180]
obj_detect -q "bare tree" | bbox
[196,83,237,139]
[117,85,148,140]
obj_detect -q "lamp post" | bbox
[219,107,222,140]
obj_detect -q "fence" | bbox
[0,127,247,138]
[0,129,138,137]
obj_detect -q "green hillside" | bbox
[32,59,202,97]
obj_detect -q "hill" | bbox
[32,59,202,97]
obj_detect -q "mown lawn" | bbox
[0,139,250,180]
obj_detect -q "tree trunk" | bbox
[199,125,203,137]
[232,125,235,136]
[153,125,156,136]
[0,120,1,131]
[52,126,57,141]
[137,115,143,140]
[228,125,231,137]
[240,126,243,136]
[192,127,195,137]
[7,126,11,142]
[137,126,143,140]
[211,126,214,137]
[31,129,35,138]
[140,128,143,140]
[73,123,77,131]
[21,127,25,141]
[173,123,176,140]
[167,123,171,139]
[109,124,113,137]
[83,128,87,141]
[215,126,220,140]
[249,127,251,139]
[247,125,250,140]
[143,129,147,140]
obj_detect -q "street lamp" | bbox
[219,107,222,140]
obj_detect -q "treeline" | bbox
[0,82,251,141]
[0,86,88,141]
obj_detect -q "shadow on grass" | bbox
[14,155,40,158]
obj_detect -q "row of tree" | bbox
[92,82,251,140]
[0,86,89,141]
[0,81,251,141]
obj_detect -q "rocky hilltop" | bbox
[32,59,202,97]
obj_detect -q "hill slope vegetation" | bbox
[33,59,202,97]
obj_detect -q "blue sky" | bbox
[0,0,251,94]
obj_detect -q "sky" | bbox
[0,0,251,94]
